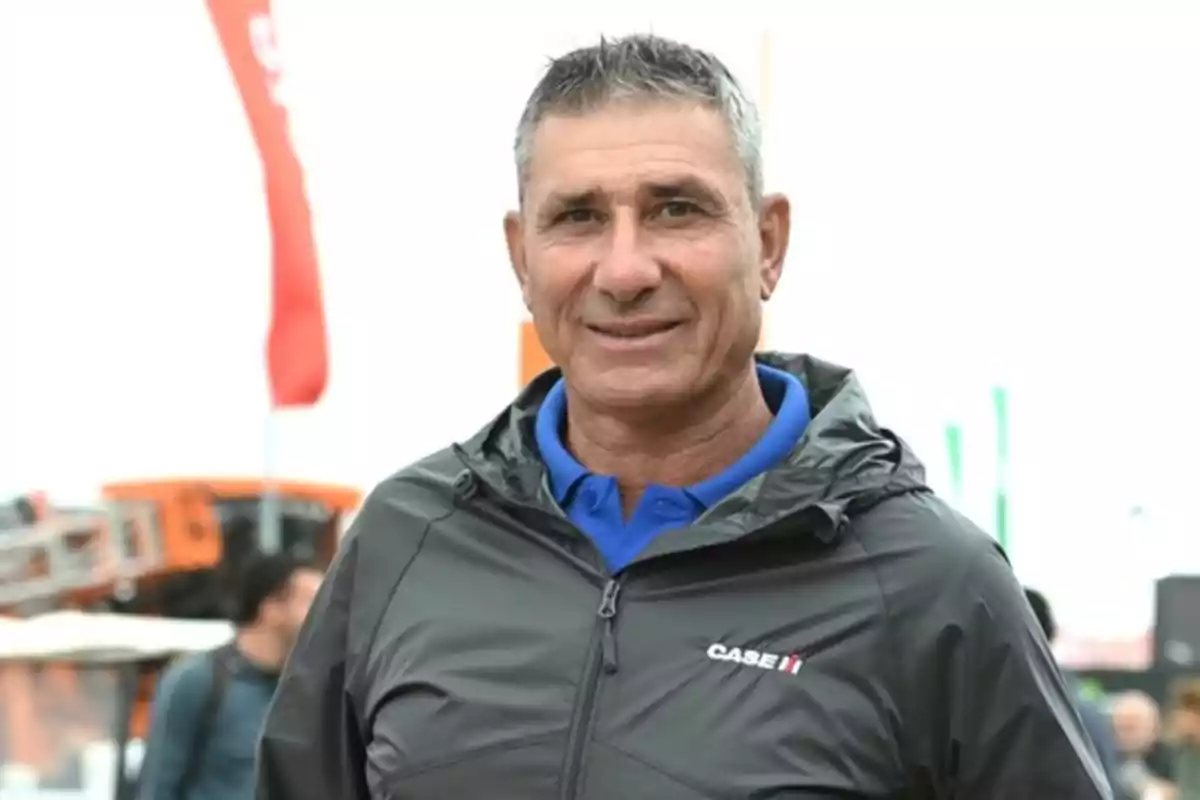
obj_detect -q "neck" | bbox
[566,363,774,514]
[234,626,286,672]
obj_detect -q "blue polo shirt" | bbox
[535,364,811,573]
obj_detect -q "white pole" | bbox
[259,408,282,553]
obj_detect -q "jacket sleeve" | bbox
[256,529,369,800]
[137,657,211,800]
[895,514,1113,799]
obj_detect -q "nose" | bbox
[592,208,662,303]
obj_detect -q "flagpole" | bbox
[260,406,282,553]
[992,386,1010,555]
[944,421,965,507]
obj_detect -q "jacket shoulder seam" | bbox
[845,509,919,784]
[347,500,457,703]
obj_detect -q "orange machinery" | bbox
[0,478,361,784]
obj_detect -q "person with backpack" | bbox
[137,551,322,800]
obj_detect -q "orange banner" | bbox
[519,320,554,387]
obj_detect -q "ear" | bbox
[504,210,532,310]
[756,193,791,301]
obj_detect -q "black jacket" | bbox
[257,353,1111,799]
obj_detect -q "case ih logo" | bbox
[706,643,804,675]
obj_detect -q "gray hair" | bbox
[514,34,763,206]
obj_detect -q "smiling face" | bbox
[506,101,790,412]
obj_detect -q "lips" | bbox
[587,319,682,339]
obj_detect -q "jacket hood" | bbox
[455,352,927,542]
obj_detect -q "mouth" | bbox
[585,319,685,353]
[586,320,684,339]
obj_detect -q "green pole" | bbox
[944,423,965,506]
[992,386,1010,554]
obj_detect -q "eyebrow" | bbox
[646,179,726,210]
[543,189,601,213]
[539,178,729,218]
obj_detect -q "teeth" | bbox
[598,324,673,338]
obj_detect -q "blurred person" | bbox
[1165,679,1200,798]
[1112,691,1176,798]
[257,34,1110,799]
[1026,588,1127,797]
[138,551,322,800]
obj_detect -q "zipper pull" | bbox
[597,579,621,674]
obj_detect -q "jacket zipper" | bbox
[560,577,622,799]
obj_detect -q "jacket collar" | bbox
[454,352,927,546]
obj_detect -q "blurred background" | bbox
[1,1,1198,797]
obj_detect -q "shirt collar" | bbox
[534,377,589,503]
[534,364,811,509]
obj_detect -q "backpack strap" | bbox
[176,643,238,794]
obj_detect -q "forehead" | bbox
[523,102,744,206]
[1113,700,1154,720]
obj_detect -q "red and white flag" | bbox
[207,0,328,408]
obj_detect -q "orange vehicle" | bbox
[0,478,361,788]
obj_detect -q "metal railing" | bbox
[0,505,164,608]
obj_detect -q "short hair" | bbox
[514,34,763,206]
[230,550,315,626]
[1024,587,1057,643]
[1174,678,1200,714]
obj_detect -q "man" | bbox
[138,551,322,800]
[1112,690,1177,797]
[257,35,1109,798]
[1025,588,1126,797]
[1166,679,1200,798]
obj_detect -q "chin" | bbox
[573,364,697,410]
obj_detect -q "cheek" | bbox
[679,249,758,322]
[529,272,572,315]
[527,247,581,303]
[526,251,590,343]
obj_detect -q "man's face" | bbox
[1173,708,1200,743]
[264,568,323,648]
[1112,700,1159,755]
[506,102,790,410]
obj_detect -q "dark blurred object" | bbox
[0,493,42,530]
[1155,575,1200,670]
[1025,587,1057,640]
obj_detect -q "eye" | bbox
[654,200,701,220]
[557,207,600,225]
